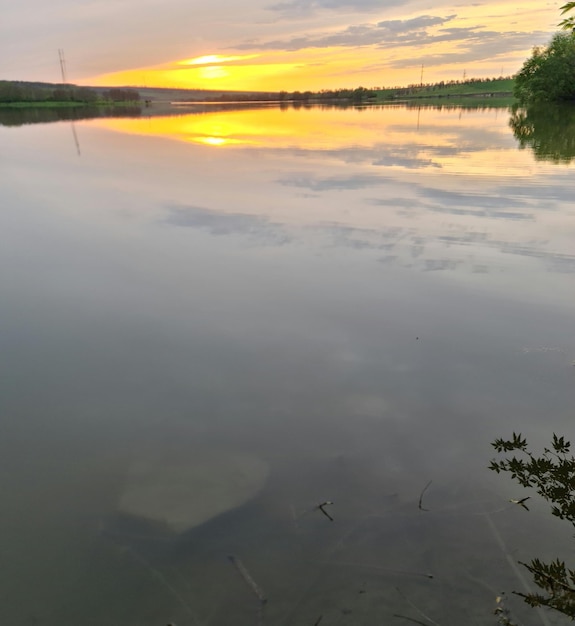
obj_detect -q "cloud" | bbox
[373,154,441,169]
[267,142,445,169]
[163,205,292,245]
[161,198,575,277]
[378,15,455,33]
[276,173,390,190]
[430,207,533,220]
[318,223,412,251]
[421,187,527,207]
[414,185,537,220]
[233,13,549,79]
[423,259,462,271]
[367,197,419,209]
[235,14,456,50]
[494,184,569,203]
[267,0,406,16]
[387,28,549,68]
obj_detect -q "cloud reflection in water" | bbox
[91,105,575,277]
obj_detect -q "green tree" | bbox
[559,2,575,29]
[514,32,575,103]
[490,433,575,619]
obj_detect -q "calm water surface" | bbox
[1,103,574,625]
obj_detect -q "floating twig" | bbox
[228,555,267,605]
[313,616,323,626]
[509,496,530,511]
[318,501,334,521]
[418,480,433,512]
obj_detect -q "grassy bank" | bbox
[398,95,515,108]
[375,78,515,102]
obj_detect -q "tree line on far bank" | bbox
[0,81,141,104]
[201,76,510,105]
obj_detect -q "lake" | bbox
[1,102,574,626]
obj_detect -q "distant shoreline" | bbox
[1,77,516,107]
[0,100,142,108]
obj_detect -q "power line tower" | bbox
[57,48,81,156]
[58,48,68,84]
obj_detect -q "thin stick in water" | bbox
[318,501,334,522]
[228,555,267,605]
[393,614,431,626]
[121,546,201,626]
[395,587,441,626]
[418,480,433,512]
[484,512,551,626]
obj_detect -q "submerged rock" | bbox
[118,450,269,533]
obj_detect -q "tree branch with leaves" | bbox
[560,2,575,30]
[490,433,575,618]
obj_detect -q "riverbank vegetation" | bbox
[559,1,575,28]
[514,32,575,103]
[0,77,514,108]
[0,81,141,106]
[491,433,575,621]
[311,77,514,104]
[512,3,575,104]
[509,102,575,163]
[219,77,514,105]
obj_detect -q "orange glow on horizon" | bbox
[177,54,260,66]
[83,48,529,93]
[80,3,554,92]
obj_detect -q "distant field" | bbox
[376,78,515,101]
[135,86,275,102]
[120,79,517,104]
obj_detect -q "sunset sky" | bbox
[1,0,562,92]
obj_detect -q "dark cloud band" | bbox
[235,14,457,50]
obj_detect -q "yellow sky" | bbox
[78,2,555,92]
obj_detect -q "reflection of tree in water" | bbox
[509,103,575,163]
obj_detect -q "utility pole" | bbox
[420,64,424,87]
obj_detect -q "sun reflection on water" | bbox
[89,104,546,179]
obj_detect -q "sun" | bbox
[198,66,229,80]
[178,55,258,66]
